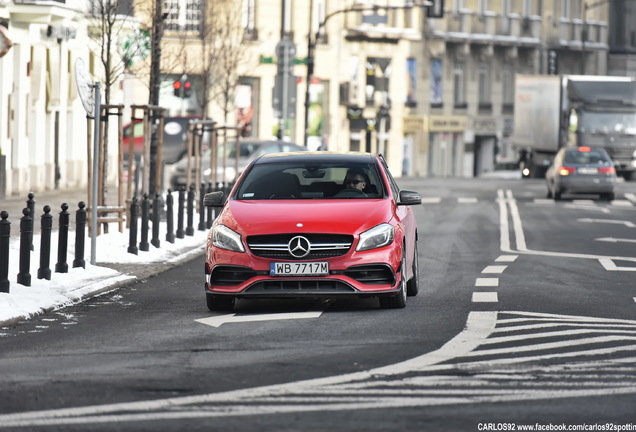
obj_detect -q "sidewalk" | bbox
[0,186,209,328]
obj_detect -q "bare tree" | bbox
[87,0,147,215]
[199,0,249,123]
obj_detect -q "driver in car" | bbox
[334,168,368,197]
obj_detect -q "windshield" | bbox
[578,112,636,134]
[235,162,386,200]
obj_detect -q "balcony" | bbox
[547,17,608,50]
[426,9,540,48]
[344,4,422,42]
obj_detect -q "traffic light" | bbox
[173,80,182,97]
[173,79,192,98]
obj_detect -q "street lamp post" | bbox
[302,1,431,148]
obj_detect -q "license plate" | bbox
[578,167,598,174]
[270,262,329,276]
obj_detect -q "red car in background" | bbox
[123,116,205,165]
[203,151,422,311]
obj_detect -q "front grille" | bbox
[245,279,356,294]
[247,233,353,260]
[211,266,258,286]
[343,264,395,285]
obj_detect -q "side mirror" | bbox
[203,191,225,207]
[398,190,421,206]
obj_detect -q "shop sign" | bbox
[428,115,466,132]
[45,25,77,41]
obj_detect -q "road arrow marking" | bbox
[195,311,323,328]
[595,237,636,244]
[577,218,635,228]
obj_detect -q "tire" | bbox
[406,241,419,297]
[206,293,235,312]
[379,254,407,309]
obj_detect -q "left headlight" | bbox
[212,225,245,252]
[357,223,394,251]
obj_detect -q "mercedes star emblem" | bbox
[288,236,311,258]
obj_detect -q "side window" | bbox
[380,158,400,201]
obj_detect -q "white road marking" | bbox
[611,200,634,207]
[499,189,636,267]
[577,218,635,228]
[495,255,518,262]
[625,193,636,204]
[565,204,610,213]
[595,237,636,244]
[472,292,498,302]
[420,197,441,204]
[598,258,636,271]
[481,265,507,274]
[4,311,636,426]
[458,197,478,204]
[475,278,499,287]
[195,311,323,328]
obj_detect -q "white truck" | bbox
[512,74,636,179]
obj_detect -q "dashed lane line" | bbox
[481,265,507,274]
[475,278,499,287]
[472,292,498,302]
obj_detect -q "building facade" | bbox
[1,0,635,197]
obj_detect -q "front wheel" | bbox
[406,242,419,297]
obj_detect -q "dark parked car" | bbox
[203,151,421,311]
[169,139,305,188]
[545,146,617,200]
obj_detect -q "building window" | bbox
[430,58,443,107]
[453,60,466,108]
[478,62,491,107]
[243,0,257,40]
[164,0,203,33]
[561,0,571,19]
[502,66,514,113]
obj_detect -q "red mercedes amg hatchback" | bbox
[203,152,421,311]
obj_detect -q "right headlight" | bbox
[357,223,394,251]
[212,225,245,253]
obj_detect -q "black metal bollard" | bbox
[26,192,35,251]
[198,183,206,231]
[37,205,52,280]
[139,194,150,252]
[17,208,33,286]
[166,189,175,243]
[206,183,214,229]
[0,211,10,293]
[151,192,161,248]
[186,184,195,236]
[73,201,87,269]
[55,203,69,273]
[176,187,185,239]
[127,197,139,255]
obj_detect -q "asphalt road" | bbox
[1,176,636,431]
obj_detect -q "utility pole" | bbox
[274,0,297,140]
[148,0,164,194]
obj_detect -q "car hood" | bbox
[218,200,393,236]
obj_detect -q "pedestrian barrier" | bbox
[0,185,222,293]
